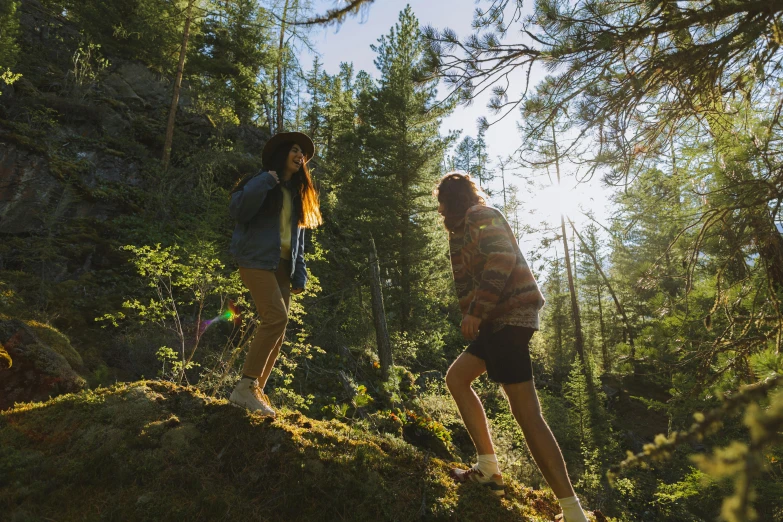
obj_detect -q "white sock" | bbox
[475,454,500,477]
[558,496,588,522]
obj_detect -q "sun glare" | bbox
[527,182,588,228]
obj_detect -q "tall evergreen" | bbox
[190,0,276,127]
[539,254,573,378]
[453,128,492,189]
[351,6,454,336]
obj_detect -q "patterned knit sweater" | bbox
[449,205,545,330]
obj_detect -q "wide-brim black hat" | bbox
[261,131,315,168]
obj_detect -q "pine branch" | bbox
[291,0,376,27]
[609,374,783,478]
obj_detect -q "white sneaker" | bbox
[229,379,276,417]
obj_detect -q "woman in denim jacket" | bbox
[228,132,322,417]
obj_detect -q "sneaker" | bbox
[449,466,505,497]
[229,379,276,417]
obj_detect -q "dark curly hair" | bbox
[433,172,487,232]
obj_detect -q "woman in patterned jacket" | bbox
[435,172,588,522]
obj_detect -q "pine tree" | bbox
[576,224,610,370]
[521,83,587,366]
[453,135,478,179]
[351,6,454,336]
[452,127,493,190]
[190,0,277,127]
[540,254,574,378]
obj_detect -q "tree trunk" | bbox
[161,0,195,170]
[552,124,586,366]
[597,283,608,371]
[369,238,392,380]
[276,0,291,133]
[500,160,507,209]
[568,217,636,360]
[399,198,411,332]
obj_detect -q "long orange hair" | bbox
[231,142,322,229]
[295,159,323,229]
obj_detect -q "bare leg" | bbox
[503,380,576,499]
[445,352,495,455]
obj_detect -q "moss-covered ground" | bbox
[0,381,581,522]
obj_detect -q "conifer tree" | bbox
[540,254,573,378]
[453,135,478,178]
[521,82,587,366]
[576,224,610,370]
[190,0,276,127]
[350,6,454,336]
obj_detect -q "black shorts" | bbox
[465,324,535,384]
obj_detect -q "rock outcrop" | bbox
[0,381,602,521]
[0,318,86,409]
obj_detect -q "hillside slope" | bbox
[0,381,607,521]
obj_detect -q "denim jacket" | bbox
[229,171,307,289]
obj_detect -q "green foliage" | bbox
[537,255,574,378]
[0,0,20,90]
[651,468,722,520]
[451,130,493,189]
[563,360,593,443]
[348,5,455,337]
[613,376,783,521]
[96,242,245,384]
[189,0,276,127]
[44,0,194,73]
[156,345,199,380]
[4,0,782,519]
[67,41,110,93]
[0,68,21,93]
[396,407,455,457]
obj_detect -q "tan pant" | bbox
[240,261,291,387]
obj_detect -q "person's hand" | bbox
[291,287,304,295]
[461,314,481,341]
[268,170,279,184]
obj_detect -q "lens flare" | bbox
[199,301,241,334]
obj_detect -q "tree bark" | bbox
[161,0,195,170]
[369,238,393,380]
[597,283,608,371]
[276,0,291,133]
[499,158,507,209]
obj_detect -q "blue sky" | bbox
[306,1,523,164]
[309,1,479,73]
[304,1,613,253]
